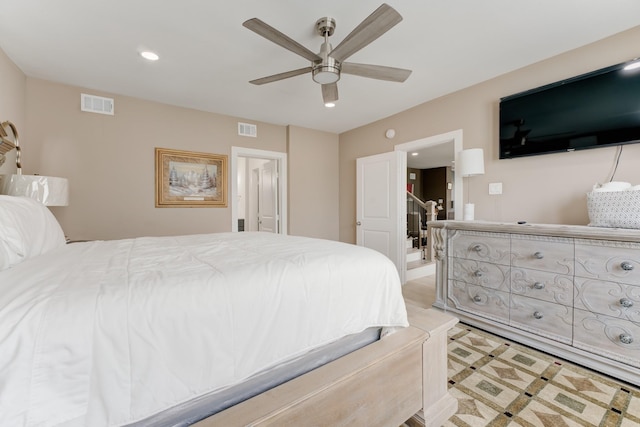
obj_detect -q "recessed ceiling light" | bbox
[411,152,419,156]
[324,102,335,108]
[140,51,159,61]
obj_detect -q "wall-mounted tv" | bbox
[499,60,640,159]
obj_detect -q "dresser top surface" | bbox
[429,220,640,242]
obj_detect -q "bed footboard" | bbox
[196,307,457,427]
[406,305,459,427]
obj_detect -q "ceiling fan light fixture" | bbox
[312,63,340,84]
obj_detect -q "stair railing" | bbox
[407,191,438,261]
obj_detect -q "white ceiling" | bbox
[407,142,455,170]
[1,1,639,134]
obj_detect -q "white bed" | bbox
[0,195,457,426]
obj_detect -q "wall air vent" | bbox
[238,122,257,137]
[81,93,114,115]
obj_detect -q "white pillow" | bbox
[0,195,66,270]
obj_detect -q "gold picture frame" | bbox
[155,148,227,208]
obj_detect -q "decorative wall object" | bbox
[0,120,69,206]
[155,148,227,208]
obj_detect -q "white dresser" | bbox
[430,221,640,386]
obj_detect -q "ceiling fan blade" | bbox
[342,62,411,82]
[322,83,338,104]
[250,67,313,85]
[243,18,322,62]
[329,4,402,63]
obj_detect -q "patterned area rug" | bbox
[445,323,640,427]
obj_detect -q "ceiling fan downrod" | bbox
[313,17,340,84]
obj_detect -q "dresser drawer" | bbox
[575,239,640,285]
[573,309,640,368]
[574,277,640,322]
[510,295,573,344]
[510,234,574,275]
[450,258,510,292]
[449,230,510,265]
[511,267,573,306]
[448,280,510,324]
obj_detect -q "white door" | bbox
[248,168,260,231]
[258,160,278,233]
[356,151,406,283]
[232,147,288,234]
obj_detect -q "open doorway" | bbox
[394,129,463,280]
[395,129,463,219]
[230,147,288,234]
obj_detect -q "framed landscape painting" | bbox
[155,147,228,208]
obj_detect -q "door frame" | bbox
[231,147,288,234]
[394,129,463,282]
[394,129,463,222]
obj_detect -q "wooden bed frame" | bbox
[196,306,458,427]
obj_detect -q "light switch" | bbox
[489,182,503,195]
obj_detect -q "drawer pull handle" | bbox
[534,252,544,259]
[473,270,484,277]
[621,261,634,271]
[533,311,543,320]
[533,282,545,290]
[620,298,634,308]
[620,334,634,345]
[473,295,482,302]
[472,244,482,252]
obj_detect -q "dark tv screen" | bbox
[499,60,640,159]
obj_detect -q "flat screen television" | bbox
[499,60,640,159]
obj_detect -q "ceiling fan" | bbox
[243,3,412,106]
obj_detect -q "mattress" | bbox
[0,231,407,426]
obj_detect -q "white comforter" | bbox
[0,232,407,426]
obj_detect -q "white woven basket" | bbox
[587,190,640,229]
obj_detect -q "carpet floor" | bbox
[444,323,640,427]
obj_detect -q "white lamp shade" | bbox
[1,174,69,206]
[459,148,485,177]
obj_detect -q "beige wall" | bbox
[25,78,288,240]
[5,24,639,244]
[21,78,341,241]
[339,26,640,244]
[407,168,421,197]
[0,48,25,176]
[287,125,339,240]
